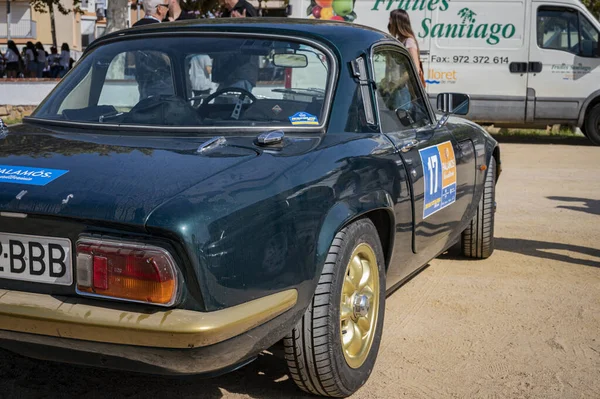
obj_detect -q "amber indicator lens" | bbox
[76,239,178,306]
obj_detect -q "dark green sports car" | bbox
[0,18,500,397]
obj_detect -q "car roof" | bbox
[93,18,397,58]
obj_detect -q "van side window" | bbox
[372,49,430,133]
[537,7,600,58]
[580,16,600,58]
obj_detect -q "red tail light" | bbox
[76,238,179,307]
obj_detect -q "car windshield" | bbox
[32,36,331,130]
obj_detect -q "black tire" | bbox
[462,157,496,259]
[284,219,386,397]
[584,103,600,145]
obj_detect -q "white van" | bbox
[289,0,600,144]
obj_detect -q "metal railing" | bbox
[0,19,37,39]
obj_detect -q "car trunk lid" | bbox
[0,124,258,228]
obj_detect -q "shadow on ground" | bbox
[437,237,600,268]
[495,237,600,268]
[547,196,600,217]
[0,342,311,399]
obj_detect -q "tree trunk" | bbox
[49,3,57,48]
[106,0,129,33]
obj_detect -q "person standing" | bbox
[219,0,257,17]
[25,42,37,78]
[133,0,169,26]
[189,54,212,105]
[59,43,71,78]
[3,41,22,79]
[165,0,196,21]
[388,9,425,88]
[211,0,258,94]
[35,42,47,78]
[48,47,60,78]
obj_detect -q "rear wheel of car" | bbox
[284,218,386,397]
[462,157,496,259]
[584,103,600,145]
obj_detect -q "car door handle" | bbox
[400,139,419,153]
[529,61,543,73]
[509,62,528,73]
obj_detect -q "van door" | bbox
[426,0,531,124]
[528,2,600,123]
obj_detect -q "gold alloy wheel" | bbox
[340,242,380,369]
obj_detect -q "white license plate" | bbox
[0,233,73,286]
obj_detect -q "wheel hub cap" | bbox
[340,243,380,369]
[353,294,370,319]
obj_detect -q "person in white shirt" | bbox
[47,47,60,78]
[3,41,22,78]
[59,43,71,78]
[189,54,212,106]
[35,42,47,78]
[25,42,37,78]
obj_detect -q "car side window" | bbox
[537,7,599,58]
[372,49,430,133]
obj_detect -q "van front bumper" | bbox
[0,289,298,375]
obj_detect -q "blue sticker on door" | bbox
[419,141,457,219]
[0,165,69,186]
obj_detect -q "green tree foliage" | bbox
[29,0,82,47]
[29,0,79,15]
[581,0,600,19]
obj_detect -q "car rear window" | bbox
[32,36,332,130]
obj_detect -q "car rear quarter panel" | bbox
[145,132,407,314]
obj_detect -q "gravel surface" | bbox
[1,142,599,399]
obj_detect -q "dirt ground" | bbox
[1,142,599,399]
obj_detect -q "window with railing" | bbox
[0,20,37,39]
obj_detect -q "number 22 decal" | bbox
[419,142,457,219]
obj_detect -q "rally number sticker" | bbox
[418,142,457,219]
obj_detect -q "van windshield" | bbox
[32,36,331,130]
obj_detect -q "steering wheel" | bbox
[198,87,258,120]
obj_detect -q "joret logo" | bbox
[426,69,457,85]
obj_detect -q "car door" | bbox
[528,2,600,122]
[371,45,469,256]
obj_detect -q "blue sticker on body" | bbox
[418,141,457,219]
[0,165,69,186]
[289,112,319,125]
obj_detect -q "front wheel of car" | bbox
[284,218,386,397]
[584,103,600,146]
[462,157,496,259]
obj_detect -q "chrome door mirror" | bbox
[395,108,414,127]
[436,93,470,116]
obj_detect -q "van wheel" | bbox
[462,157,496,259]
[584,103,600,145]
[284,219,385,397]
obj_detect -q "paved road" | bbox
[1,142,599,399]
